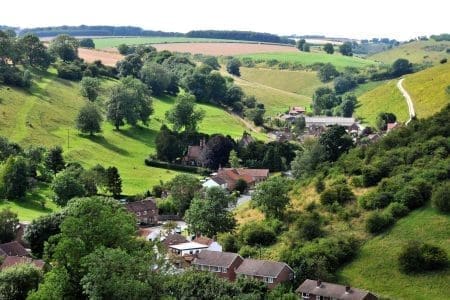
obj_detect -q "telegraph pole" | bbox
[67,129,70,150]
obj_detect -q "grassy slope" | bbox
[236,67,325,115]
[355,80,409,126]
[339,206,450,300]
[403,62,450,119]
[370,40,450,65]
[0,70,263,200]
[238,52,376,70]
[93,37,247,49]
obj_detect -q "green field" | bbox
[355,80,409,126]
[339,206,450,300]
[236,67,325,115]
[0,70,264,201]
[403,62,450,119]
[238,52,377,70]
[370,40,450,65]
[0,183,59,221]
[93,37,247,49]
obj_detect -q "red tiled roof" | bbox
[0,256,45,271]
[193,236,213,246]
[0,241,30,257]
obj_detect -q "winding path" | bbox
[397,78,416,125]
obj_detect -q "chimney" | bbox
[345,285,351,293]
[316,279,322,288]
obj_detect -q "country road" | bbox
[397,78,416,125]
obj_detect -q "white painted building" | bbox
[168,242,209,256]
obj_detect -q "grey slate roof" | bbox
[235,258,292,278]
[192,250,241,268]
[125,198,157,213]
[296,279,377,300]
[0,241,30,257]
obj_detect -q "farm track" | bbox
[397,78,416,125]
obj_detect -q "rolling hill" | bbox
[370,40,450,65]
[355,62,450,126]
[0,70,265,199]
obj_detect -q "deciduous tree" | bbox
[76,103,103,135]
[0,208,19,243]
[252,176,291,218]
[165,93,204,132]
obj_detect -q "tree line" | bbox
[186,30,295,44]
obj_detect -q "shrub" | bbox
[395,185,425,209]
[314,178,325,193]
[57,62,82,81]
[365,211,394,234]
[320,184,355,206]
[432,182,450,213]
[239,245,258,258]
[295,213,323,241]
[362,165,383,187]
[218,232,239,253]
[350,176,363,187]
[440,58,447,64]
[239,222,276,246]
[359,191,393,210]
[398,241,448,273]
[386,202,409,219]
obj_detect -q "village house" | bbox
[203,168,269,191]
[125,198,158,225]
[161,233,189,248]
[0,256,45,271]
[191,250,244,281]
[235,258,294,289]
[238,131,255,148]
[304,116,357,128]
[182,138,206,166]
[193,236,222,252]
[289,106,306,115]
[296,279,378,300]
[0,241,30,258]
[168,241,209,257]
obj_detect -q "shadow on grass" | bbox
[10,190,54,214]
[117,126,158,148]
[79,134,130,156]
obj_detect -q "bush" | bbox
[240,222,276,246]
[398,241,448,273]
[362,165,383,187]
[57,62,82,81]
[239,245,258,258]
[144,159,208,175]
[359,191,393,210]
[350,176,363,188]
[218,232,239,253]
[395,186,425,210]
[365,211,394,234]
[440,58,447,64]
[320,184,355,206]
[295,213,323,241]
[432,182,450,213]
[386,202,409,219]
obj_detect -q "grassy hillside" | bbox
[0,70,264,198]
[339,206,450,300]
[93,37,245,49]
[238,52,376,70]
[403,62,450,119]
[355,80,409,126]
[370,40,450,64]
[236,67,325,115]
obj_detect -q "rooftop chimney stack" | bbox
[345,285,351,293]
[316,279,322,287]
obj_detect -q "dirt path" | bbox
[397,78,416,125]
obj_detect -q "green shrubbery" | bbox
[365,211,395,234]
[320,183,355,206]
[432,182,450,213]
[398,241,448,273]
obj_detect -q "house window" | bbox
[263,277,274,283]
[302,293,310,299]
[222,267,228,273]
[189,250,193,254]
[316,296,324,300]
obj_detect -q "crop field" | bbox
[402,62,450,119]
[238,52,377,70]
[370,40,450,65]
[0,70,264,201]
[339,206,450,300]
[78,48,123,66]
[355,80,409,126]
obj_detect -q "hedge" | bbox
[144,159,209,175]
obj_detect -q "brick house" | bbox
[125,198,158,225]
[192,250,243,281]
[296,279,378,300]
[212,168,269,191]
[183,138,206,166]
[235,258,294,289]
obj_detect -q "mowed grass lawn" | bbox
[355,80,409,126]
[0,70,263,200]
[370,40,450,65]
[403,62,450,119]
[338,206,450,300]
[93,37,245,49]
[238,52,377,70]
